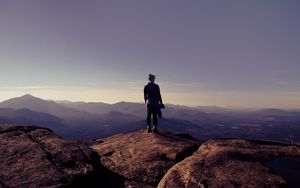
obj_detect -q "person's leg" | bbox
[153,112,158,132]
[146,111,152,132]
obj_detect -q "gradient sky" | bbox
[1,0,300,108]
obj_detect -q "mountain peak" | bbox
[0,94,88,119]
[20,94,40,100]
[0,94,44,106]
[23,93,33,97]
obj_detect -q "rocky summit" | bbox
[91,129,200,188]
[1,124,300,188]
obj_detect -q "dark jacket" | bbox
[144,82,163,113]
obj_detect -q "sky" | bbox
[0,0,300,108]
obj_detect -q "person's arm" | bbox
[158,85,163,104]
[144,86,148,103]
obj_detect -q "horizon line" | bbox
[0,93,299,110]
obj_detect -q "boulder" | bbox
[158,139,300,188]
[0,124,108,188]
[91,129,200,187]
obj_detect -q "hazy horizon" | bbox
[0,93,300,110]
[1,1,300,108]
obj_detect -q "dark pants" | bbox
[147,111,158,127]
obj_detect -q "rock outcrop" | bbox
[1,124,300,188]
[0,124,110,188]
[91,129,200,188]
[158,139,300,188]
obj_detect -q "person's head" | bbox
[148,74,155,83]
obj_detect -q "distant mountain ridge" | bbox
[0,108,64,130]
[1,94,300,142]
[0,95,206,140]
[0,94,93,119]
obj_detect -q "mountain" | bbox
[61,101,147,118]
[64,111,142,140]
[60,101,113,114]
[195,105,232,113]
[61,100,228,122]
[0,94,93,119]
[0,95,145,139]
[0,108,65,133]
[110,101,146,117]
[2,94,300,142]
[0,95,208,139]
[1,125,300,187]
[61,101,227,120]
[254,108,300,119]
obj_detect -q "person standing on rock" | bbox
[144,74,164,133]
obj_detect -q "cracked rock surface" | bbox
[2,125,299,188]
[91,129,200,188]
[158,139,300,188]
[0,125,104,188]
